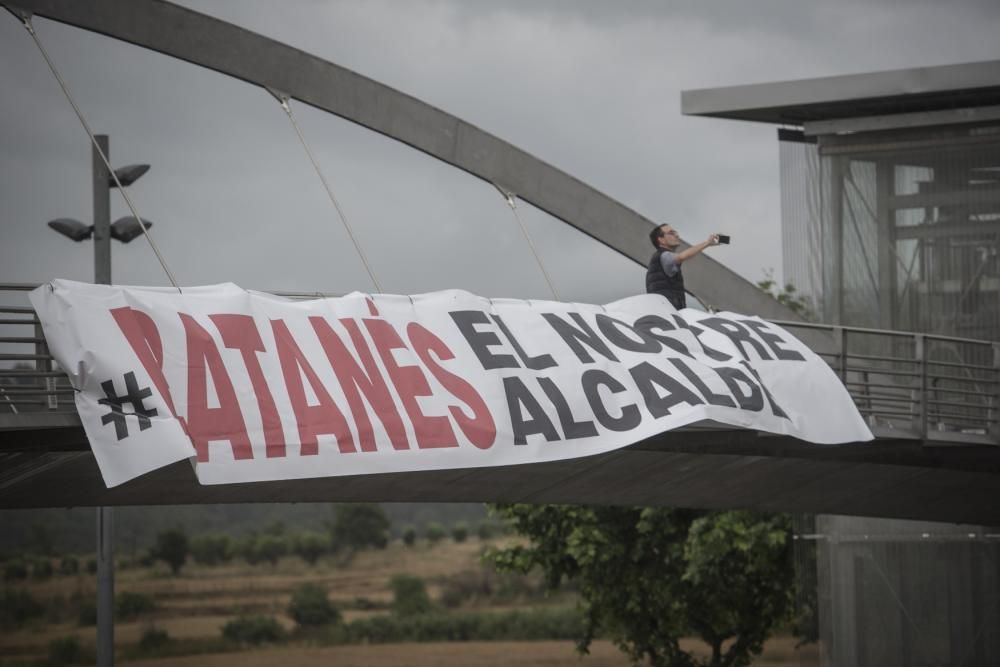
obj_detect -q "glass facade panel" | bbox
[781,128,1000,342]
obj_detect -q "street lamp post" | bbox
[47,135,150,667]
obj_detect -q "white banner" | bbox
[30,280,872,488]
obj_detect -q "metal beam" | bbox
[804,105,1000,136]
[682,59,1000,125]
[1,430,999,524]
[2,0,795,320]
[894,220,1000,241]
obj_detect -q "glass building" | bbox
[684,60,1000,667]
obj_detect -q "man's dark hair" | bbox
[649,225,665,248]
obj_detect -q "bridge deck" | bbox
[2,285,998,522]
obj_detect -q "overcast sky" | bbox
[2,1,999,305]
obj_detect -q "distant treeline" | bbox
[0,502,488,556]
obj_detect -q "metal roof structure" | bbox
[681,59,1000,127]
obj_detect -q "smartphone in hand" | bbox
[717,234,730,244]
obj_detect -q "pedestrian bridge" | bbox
[2,0,999,524]
[2,283,998,524]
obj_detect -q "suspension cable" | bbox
[494,184,559,300]
[269,89,383,293]
[19,13,181,291]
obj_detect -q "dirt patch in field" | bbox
[126,640,633,667]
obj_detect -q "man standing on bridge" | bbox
[645,224,720,310]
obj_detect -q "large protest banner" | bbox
[31,280,872,488]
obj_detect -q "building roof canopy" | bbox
[682,59,1000,125]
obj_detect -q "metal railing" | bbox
[773,319,1000,445]
[0,284,76,415]
[2,283,998,445]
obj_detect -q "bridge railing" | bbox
[2,284,998,445]
[773,320,1000,445]
[0,284,76,415]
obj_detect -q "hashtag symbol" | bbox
[98,371,158,441]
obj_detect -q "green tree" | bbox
[153,528,188,575]
[490,505,794,667]
[190,533,232,566]
[451,522,468,543]
[4,559,28,581]
[293,531,330,565]
[424,521,446,544]
[477,521,496,541]
[30,557,53,580]
[288,583,341,627]
[116,591,156,620]
[331,504,389,551]
[253,534,288,566]
[756,269,815,321]
[0,589,44,627]
[48,636,84,666]
[390,574,433,617]
[222,614,285,645]
[58,556,80,576]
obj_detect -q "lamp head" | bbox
[47,218,93,242]
[110,216,153,243]
[109,164,150,188]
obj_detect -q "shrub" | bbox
[439,570,493,608]
[31,557,54,580]
[86,559,98,574]
[222,614,286,645]
[293,531,329,565]
[331,504,390,551]
[190,534,232,566]
[342,607,584,644]
[116,591,156,620]
[59,556,80,575]
[263,520,286,536]
[253,534,288,566]
[138,627,171,652]
[47,636,83,666]
[233,536,257,564]
[154,528,189,575]
[77,601,97,627]
[0,589,44,627]
[4,559,28,581]
[451,522,468,543]
[289,583,341,627]
[402,526,417,547]
[476,522,496,541]
[390,575,432,617]
[424,522,446,544]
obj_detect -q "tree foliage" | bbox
[288,583,341,627]
[756,269,815,321]
[424,522,446,544]
[390,575,433,617]
[451,522,468,543]
[252,534,289,566]
[153,528,188,575]
[331,504,390,551]
[190,533,232,566]
[489,505,795,667]
[293,530,330,565]
[116,591,156,621]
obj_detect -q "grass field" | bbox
[1,536,812,665]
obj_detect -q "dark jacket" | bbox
[645,249,686,309]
